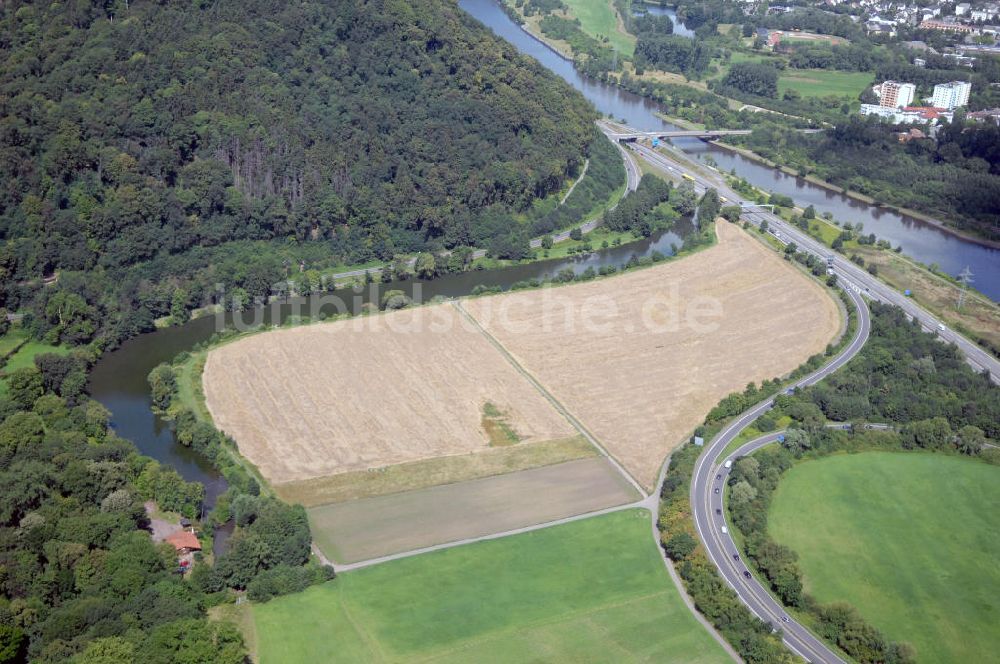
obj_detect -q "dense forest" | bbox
[0,353,238,662]
[0,0,598,346]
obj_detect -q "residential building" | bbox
[931,81,972,109]
[968,107,1000,124]
[920,19,978,32]
[971,6,998,21]
[166,530,202,554]
[879,80,916,108]
[943,53,977,67]
[860,104,953,125]
[955,2,971,16]
[896,128,927,142]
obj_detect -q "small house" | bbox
[166,530,202,554]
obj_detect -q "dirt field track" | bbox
[203,304,576,485]
[464,222,840,488]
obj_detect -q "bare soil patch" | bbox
[203,303,577,486]
[308,457,639,564]
[463,222,840,489]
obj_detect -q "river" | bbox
[458,0,1000,300]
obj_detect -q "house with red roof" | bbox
[165,530,202,554]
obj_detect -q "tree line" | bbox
[732,116,1000,241]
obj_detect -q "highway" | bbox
[687,285,871,664]
[625,121,998,661]
[623,136,999,384]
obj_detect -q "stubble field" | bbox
[204,223,838,500]
[309,456,639,563]
[463,221,840,488]
[203,303,577,486]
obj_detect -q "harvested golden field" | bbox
[202,304,576,485]
[463,222,841,489]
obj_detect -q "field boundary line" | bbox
[451,299,647,497]
[648,457,742,663]
[335,499,642,572]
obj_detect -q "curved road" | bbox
[687,285,870,664]
[624,129,885,661]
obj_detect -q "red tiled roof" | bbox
[165,530,202,551]
[902,106,946,119]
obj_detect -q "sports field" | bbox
[769,452,1000,663]
[464,221,840,488]
[562,0,635,55]
[253,509,728,663]
[777,68,873,99]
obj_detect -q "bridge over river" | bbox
[606,129,752,141]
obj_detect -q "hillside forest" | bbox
[0,0,597,347]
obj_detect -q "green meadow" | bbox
[254,509,727,663]
[769,452,1000,663]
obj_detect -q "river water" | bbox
[89,0,997,521]
[458,0,999,300]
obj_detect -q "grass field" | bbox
[769,452,1000,663]
[562,0,635,55]
[465,221,840,488]
[2,339,67,373]
[0,328,29,359]
[0,338,69,397]
[852,245,1000,356]
[777,68,873,99]
[253,509,728,663]
[713,52,871,100]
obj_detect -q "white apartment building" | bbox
[931,81,972,109]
